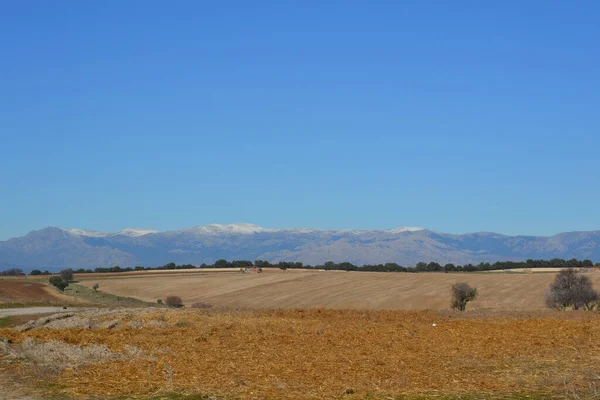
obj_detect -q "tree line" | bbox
[8,257,595,276]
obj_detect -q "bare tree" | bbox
[546,268,598,310]
[451,283,478,311]
[59,268,74,283]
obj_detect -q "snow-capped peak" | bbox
[186,223,270,235]
[110,228,158,237]
[386,227,425,233]
[67,228,157,238]
[66,228,109,238]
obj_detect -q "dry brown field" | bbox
[79,270,600,311]
[2,308,600,399]
[0,280,72,304]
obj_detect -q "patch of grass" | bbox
[0,301,69,309]
[63,283,155,307]
[0,316,12,327]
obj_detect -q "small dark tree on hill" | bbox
[30,269,42,276]
[451,283,478,311]
[59,268,74,283]
[49,276,68,291]
[546,268,599,310]
[165,295,184,308]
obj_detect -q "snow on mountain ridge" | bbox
[66,229,110,238]
[67,228,158,238]
[186,223,271,235]
[65,224,424,238]
[386,227,425,233]
[110,228,159,237]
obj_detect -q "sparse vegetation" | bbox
[451,282,478,311]
[92,283,100,291]
[546,268,599,310]
[190,302,212,309]
[61,283,152,307]
[157,299,163,304]
[165,295,184,307]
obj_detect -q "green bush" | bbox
[49,276,68,291]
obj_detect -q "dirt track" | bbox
[0,307,87,318]
[80,270,600,311]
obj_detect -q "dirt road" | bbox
[0,307,87,318]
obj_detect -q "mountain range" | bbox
[1,224,599,272]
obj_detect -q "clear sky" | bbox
[1,1,599,240]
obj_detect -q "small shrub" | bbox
[165,296,184,308]
[92,283,99,291]
[157,299,163,305]
[191,302,213,309]
[49,276,69,291]
[451,282,478,311]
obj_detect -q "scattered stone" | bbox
[124,345,146,357]
[34,313,75,328]
[44,316,91,330]
[127,320,143,329]
[19,338,124,369]
[99,319,121,329]
[147,320,169,328]
[14,321,36,333]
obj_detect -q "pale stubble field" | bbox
[80,270,600,311]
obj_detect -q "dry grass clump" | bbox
[1,309,600,399]
[190,302,213,309]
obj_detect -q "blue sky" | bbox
[1,1,599,240]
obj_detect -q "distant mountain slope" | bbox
[1,224,599,271]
